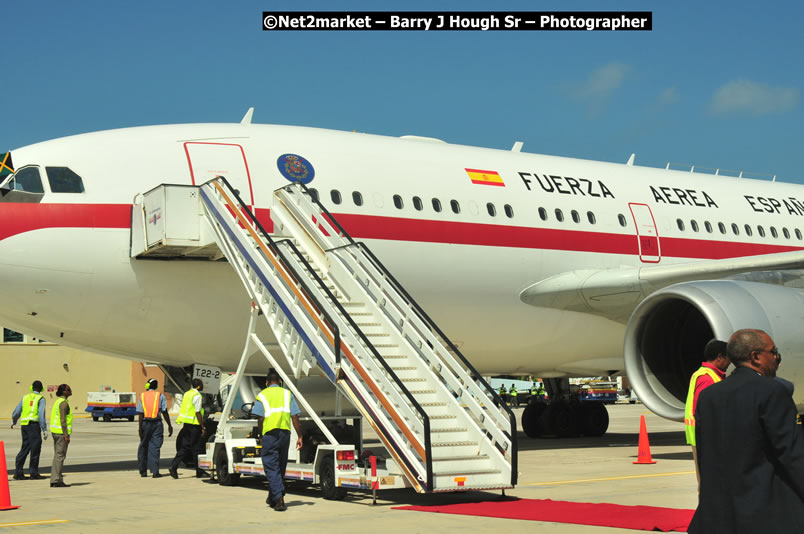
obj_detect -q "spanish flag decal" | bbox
[465,168,504,187]
[0,152,13,179]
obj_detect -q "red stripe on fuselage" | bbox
[0,203,801,260]
[0,203,131,241]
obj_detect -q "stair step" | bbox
[380,355,408,360]
[420,402,447,407]
[401,377,427,382]
[429,415,457,420]
[432,455,489,462]
[390,366,417,371]
[406,389,436,395]
[431,441,477,447]
[432,427,467,433]
[434,469,502,476]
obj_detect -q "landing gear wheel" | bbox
[103,414,111,422]
[215,447,240,486]
[580,403,609,436]
[320,456,346,500]
[128,416,135,422]
[543,403,580,438]
[522,402,546,438]
[92,416,99,422]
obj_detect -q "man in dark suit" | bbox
[688,328,804,533]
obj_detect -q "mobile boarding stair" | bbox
[133,177,517,494]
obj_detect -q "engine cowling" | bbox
[624,280,804,421]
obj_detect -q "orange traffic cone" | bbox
[633,415,657,464]
[0,441,21,510]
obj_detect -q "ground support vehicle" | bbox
[86,392,137,422]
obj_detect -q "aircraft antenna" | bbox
[240,107,254,125]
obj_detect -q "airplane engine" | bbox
[623,280,804,421]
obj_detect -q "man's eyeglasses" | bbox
[754,347,781,358]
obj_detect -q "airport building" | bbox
[1,327,167,416]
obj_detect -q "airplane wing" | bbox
[520,250,804,321]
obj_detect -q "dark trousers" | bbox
[170,424,202,473]
[15,422,42,476]
[261,430,290,506]
[138,420,164,475]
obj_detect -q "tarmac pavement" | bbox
[2,403,697,533]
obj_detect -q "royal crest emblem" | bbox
[277,153,315,184]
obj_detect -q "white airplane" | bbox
[2,113,803,437]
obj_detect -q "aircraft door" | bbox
[628,203,661,263]
[184,142,254,206]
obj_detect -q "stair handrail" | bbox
[278,182,517,484]
[204,177,434,490]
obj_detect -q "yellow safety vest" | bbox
[257,387,291,434]
[176,389,203,425]
[50,397,72,435]
[684,366,722,446]
[141,391,161,419]
[20,392,43,425]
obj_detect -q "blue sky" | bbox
[3,1,802,183]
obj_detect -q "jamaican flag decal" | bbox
[0,152,13,179]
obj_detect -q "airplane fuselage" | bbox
[2,123,803,377]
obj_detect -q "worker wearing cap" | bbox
[685,339,730,488]
[169,379,206,479]
[253,369,303,512]
[11,380,48,480]
[137,378,173,478]
[50,384,72,488]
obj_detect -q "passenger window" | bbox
[796,229,802,240]
[330,190,341,205]
[555,208,564,222]
[691,220,699,232]
[677,219,685,231]
[771,226,778,238]
[587,211,596,224]
[744,224,752,237]
[618,214,627,227]
[540,208,548,221]
[731,223,739,235]
[571,210,580,223]
[46,167,84,193]
[718,222,726,234]
[758,225,766,237]
[450,200,460,214]
[504,204,514,218]
[705,221,713,233]
[9,166,44,193]
[393,195,404,209]
[412,196,423,211]
[352,191,363,206]
[432,198,442,213]
[487,203,496,217]
[783,227,790,239]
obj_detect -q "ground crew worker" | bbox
[252,369,303,512]
[536,384,547,401]
[137,378,173,478]
[498,384,507,405]
[510,384,519,407]
[11,380,48,480]
[685,339,729,488]
[169,379,206,479]
[50,384,72,488]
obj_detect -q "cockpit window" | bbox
[8,166,45,193]
[46,167,85,193]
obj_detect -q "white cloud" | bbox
[657,86,679,108]
[572,62,630,99]
[710,80,799,116]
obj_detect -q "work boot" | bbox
[140,472,148,478]
[169,467,178,479]
[13,474,27,480]
[50,481,70,488]
[30,474,46,480]
[273,497,287,512]
[196,470,209,478]
[152,473,164,478]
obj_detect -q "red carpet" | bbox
[394,498,693,532]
